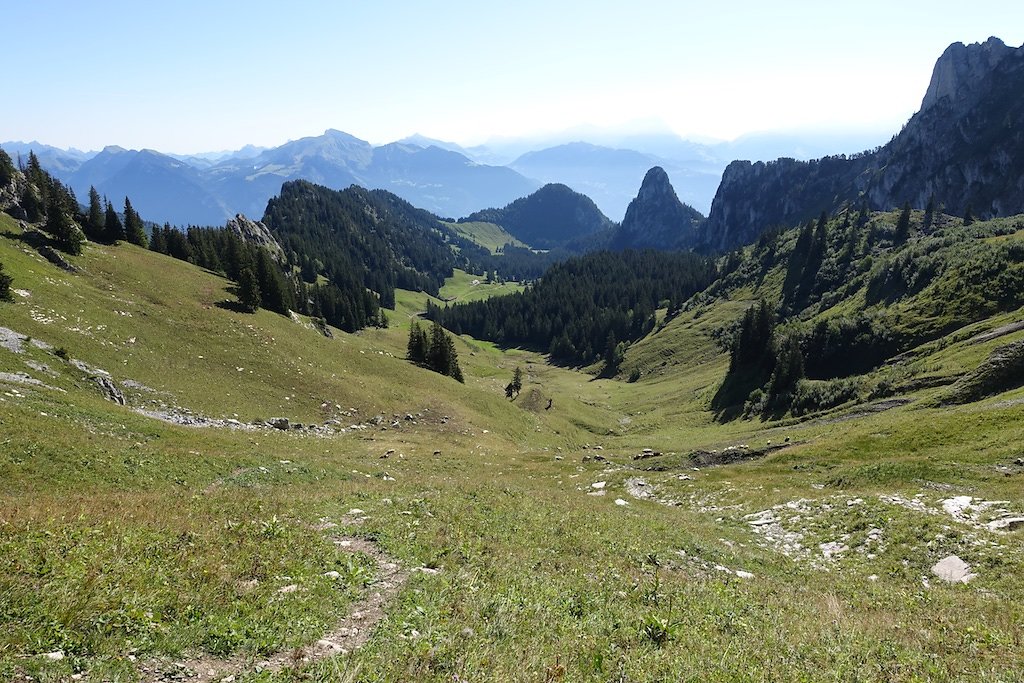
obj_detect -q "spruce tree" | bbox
[86,187,105,240]
[922,195,936,231]
[511,366,523,395]
[963,204,975,226]
[0,147,15,187]
[150,223,168,253]
[894,202,912,243]
[0,259,13,301]
[123,197,148,247]
[237,265,261,313]
[104,199,124,242]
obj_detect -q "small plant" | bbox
[53,346,70,360]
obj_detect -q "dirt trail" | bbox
[140,537,408,682]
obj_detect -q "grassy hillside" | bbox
[3,212,1024,682]
[443,221,526,254]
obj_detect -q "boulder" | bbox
[268,417,290,430]
[931,555,977,583]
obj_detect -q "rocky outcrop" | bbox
[921,36,1017,111]
[225,214,285,262]
[944,339,1024,404]
[612,167,703,250]
[702,38,1024,252]
[93,376,126,405]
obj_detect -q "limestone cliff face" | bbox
[225,214,285,261]
[702,38,1024,252]
[613,167,703,250]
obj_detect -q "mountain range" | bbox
[5,126,889,229]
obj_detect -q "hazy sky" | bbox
[3,0,1022,153]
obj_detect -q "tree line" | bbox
[425,249,717,367]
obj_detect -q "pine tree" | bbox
[44,178,84,255]
[104,199,124,242]
[0,147,15,187]
[86,187,105,241]
[894,202,912,243]
[123,197,148,247]
[922,195,936,231]
[511,366,523,394]
[238,265,261,313]
[766,333,805,407]
[150,223,168,254]
[407,320,429,364]
[0,259,13,302]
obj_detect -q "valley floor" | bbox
[2,219,1023,682]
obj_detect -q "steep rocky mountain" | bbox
[610,167,704,250]
[460,183,614,250]
[509,142,720,219]
[702,37,1024,252]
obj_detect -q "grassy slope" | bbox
[443,221,527,254]
[2,212,1024,682]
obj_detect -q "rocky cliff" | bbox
[225,214,285,262]
[701,37,1024,251]
[612,166,703,250]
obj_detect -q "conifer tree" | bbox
[150,223,168,254]
[407,320,429,364]
[0,259,13,302]
[922,195,936,231]
[237,265,261,313]
[86,186,105,240]
[963,203,975,226]
[0,147,15,187]
[894,202,912,243]
[104,199,124,242]
[123,197,148,247]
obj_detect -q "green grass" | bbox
[443,221,526,254]
[3,215,1024,681]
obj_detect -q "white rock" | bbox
[43,650,65,661]
[931,555,977,583]
[987,517,1024,532]
[348,508,365,515]
[614,498,628,506]
[591,481,607,489]
[735,570,755,579]
[277,583,299,594]
[324,571,341,580]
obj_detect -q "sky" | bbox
[3,0,1023,153]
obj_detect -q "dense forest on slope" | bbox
[426,250,716,367]
[709,206,1024,418]
[460,183,614,250]
[262,181,463,308]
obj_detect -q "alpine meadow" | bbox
[2,22,1024,683]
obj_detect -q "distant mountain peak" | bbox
[921,37,1019,111]
[616,166,704,250]
[101,145,128,154]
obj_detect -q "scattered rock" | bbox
[591,481,607,490]
[614,498,628,506]
[735,570,755,579]
[931,555,977,583]
[43,650,65,661]
[0,326,27,353]
[268,417,290,430]
[987,517,1024,532]
[93,375,126,405]
[324,571,342,580]
[277,584,299,594]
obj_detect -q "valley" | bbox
[2,34,1024,683]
